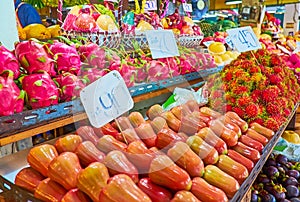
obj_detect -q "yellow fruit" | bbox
[172,28,181,35]
[23,23,51,40]
[69,5,81,15]
[47,25,61,38]
[96,14,118,31]
[225,51,234,59]
[282,131,300,144]
[161,18,168,29]
[136,20,154,32]
[184,17,194,26]
[214,55,223,64]
[208,42,226,55]
[221,53,231,62]
[260,34,272,41]
[18,27,26,40]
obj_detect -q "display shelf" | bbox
[0,104,298,202]
[230,103,299,202]
[0,67,222,145]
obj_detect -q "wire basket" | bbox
[63,30,121,49]
[176,34,204,48]
[121,33,149,50]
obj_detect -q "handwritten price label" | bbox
[80,70,134,128]
[145,30,180,59]
[144,0,157,11]
[226,26,261,52]
[182,3,193,12]
[225,36,234,49]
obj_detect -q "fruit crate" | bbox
[0,175,42,202]
[0,68,223,138]
[229,102,299,202]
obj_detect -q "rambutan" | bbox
[264,118,280,131]
[269,74,282,85]
[245,103,259,118]
[266,103,281,115]
[232,107,245,118]
[237,96,252,107]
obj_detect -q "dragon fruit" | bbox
[178,57,194,75]
[77,43,106,68]
[0,45,20,79]
[147,60,171,82]
[158,57,180,77]
[0,71,24,116]
[21,73,59,109]
[79,67,108,84]
[48,41,81,75]
[15,40,56,76]
[53,73,86,102]
[109,59,136,87]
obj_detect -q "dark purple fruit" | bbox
[261,193,276,202]
[265,159,277,167]
[283,177,299,187]
[251,191,259,202]
[286,185,300,198]
[257,174,271,184]
[265,186,286,200]
[276,154,288,165]
[290,198,300,202]
[278,199,291,202]
[287,170,300,179]
[266,166,280,179]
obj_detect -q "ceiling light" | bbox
[225,0,242,5]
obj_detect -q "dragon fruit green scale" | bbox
[0,71,24,116]
[22,73,59,109]
[15,40,56,76]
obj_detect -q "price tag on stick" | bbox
[145,30,180,59]
[226,26,261,52]
[182,3,193,12]
[80,70,134,128]
[144,0,157,11]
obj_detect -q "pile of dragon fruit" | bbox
[0,39,216,116]
[285,53,300,84]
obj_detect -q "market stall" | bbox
[1,0,300,201]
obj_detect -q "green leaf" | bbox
[0,84,3,90]
[34,80,43,87]
[37,56,46,63]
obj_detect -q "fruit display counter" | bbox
[0,66,223,147]
[0,101,298,202]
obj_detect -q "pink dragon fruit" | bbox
[21,73,59,109]
[147,60,171,82]
[109,59,136,87]
[79,67,108,84]
[135,67,148,83]
[77,43,106,68]
[0,71,24,116]
[48,41,81,75]
[53,73,86,102]
[0,45,20,79]
[158,57,180,77]
[178,56,194,75]
[15,40,56,76]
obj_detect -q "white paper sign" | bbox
[225,36,235,49]
[80,71,134,128]
[145,30,180,59]
[182,3,193,12]
[226,26,261,52]
[145,0,158,11]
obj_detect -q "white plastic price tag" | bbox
[80,70,134,128]
[225,36,235,49]
[182,3,193,12]
[145,0,157,11]
[226,26,261,52]
[145,30,180,59]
